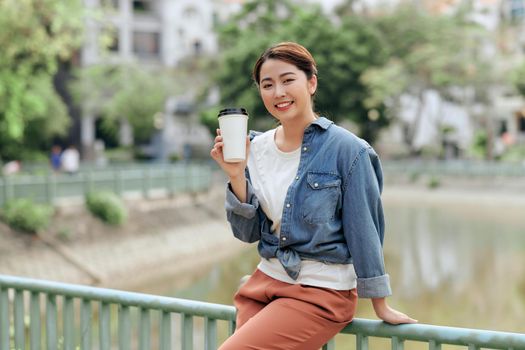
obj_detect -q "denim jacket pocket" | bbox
[302,172,342,224]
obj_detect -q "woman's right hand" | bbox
[210,129,250,181]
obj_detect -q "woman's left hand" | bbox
[371,298,418,325]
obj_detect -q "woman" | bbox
[211,42,416,350]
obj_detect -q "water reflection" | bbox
[383,199,525,333]
[152,191,525,345]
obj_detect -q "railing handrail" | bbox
[1,274,524,349]
[342,318,525,348]
[0,274,235,321]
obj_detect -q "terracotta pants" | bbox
[218,269,358,350]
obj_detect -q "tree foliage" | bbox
[363,5,496,152]
[512,62,525,97]
[70,64,175,144]
[0,0,85,161]
[211,0,390,143]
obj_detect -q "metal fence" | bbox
[0,163,213,206]
[382,160,525,178]
[1,275,524,350]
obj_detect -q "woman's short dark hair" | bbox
[252,42,318,86]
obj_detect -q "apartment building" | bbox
[79,0,245,160]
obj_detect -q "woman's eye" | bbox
[262,84,272,89]
[284,79,295,84]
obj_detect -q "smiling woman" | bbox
[210,42,416,350]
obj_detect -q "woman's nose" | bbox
[274,83,286,97]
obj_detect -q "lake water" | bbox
[144,188,525,348]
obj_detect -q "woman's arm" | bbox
[342,147,416,324]
[211,130,261,243]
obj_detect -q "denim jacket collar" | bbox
[309,116,332,130]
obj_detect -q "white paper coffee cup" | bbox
[218,108,249,163]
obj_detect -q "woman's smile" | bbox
[275,101,294,111]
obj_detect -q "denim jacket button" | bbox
[286,203,291,208]
[295,176,299,180]
[303,147,307,151]
[281,236,287,241]
[314,183,319,188]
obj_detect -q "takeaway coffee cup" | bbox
[218,108,249,163]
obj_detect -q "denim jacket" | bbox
[225,117,392,298]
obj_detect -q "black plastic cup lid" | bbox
[218,108,248,117]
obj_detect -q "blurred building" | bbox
[347,0,525,157]
[79,0,245,160]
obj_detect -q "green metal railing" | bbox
[1,274,524,350]
[382,160,525,178]
[0,163,212,206]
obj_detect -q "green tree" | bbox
[512,61,525,97]
[208,0,390,143]
[363,5,496,155]
[0,0,85,161]
[70,64,176,145]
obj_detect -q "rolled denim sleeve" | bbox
[342,147,392,298]
[225,179,261,243]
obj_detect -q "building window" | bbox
[183,7,199,19]
[518,112,525,133]
[193,40,202,56]
[105,26,120,52]
[133,0,153,13]
[510,0,525,21]
[133,31,160,58]
[101,0,119,10]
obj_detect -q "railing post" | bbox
[63,296,74,350]
[167,168,175,198]
[118,305,131,350]
[0,286,9,350]
[142,169,150,199]
[84,171,94,195]
[30,292,41,350]
[3,176,14,204]
[0,177,4,207]
[14,289,25,350]
[160,311,171,350]
[114,170,123,196]
[45,174,57,205]
[46,294,58,350]
[181,313,193,350]
[205,317,217,350]
[99,302,110,350]
[392,336,404,350]
[80,299,92,350]
[139,307,150,350]
[228,319,236,336]
[356,334,369,350]
[429,340,441,350]
[322,338,335,350]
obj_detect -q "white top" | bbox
[247,128,357,290]
[61,148,80,172]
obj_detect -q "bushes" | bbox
[85,191,127,226]
[1,199,53,234]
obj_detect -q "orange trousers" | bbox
[218,269,358,350]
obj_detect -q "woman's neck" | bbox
[274,113,317,152]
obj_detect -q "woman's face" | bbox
[258,59,317,124]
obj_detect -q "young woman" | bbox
[210,42,416,350]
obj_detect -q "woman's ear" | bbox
[308,75,318,96]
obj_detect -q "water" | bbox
[144,188,525,346]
